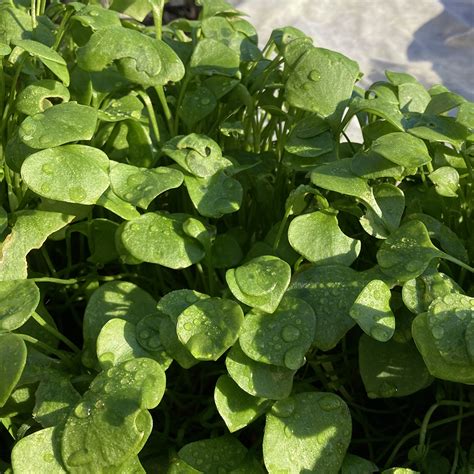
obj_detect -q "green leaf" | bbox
[0,333,27,407]
[163,134,232,178]
[96,317,172,370]
[77,26,185,86]
[33,374,81,427]
[0,280,39,332]
[350,280,395,342]
[377,220,443,281]
[288,210,360,266]
[178,86,217,127]
[178,435,248,473]
[71,4,121,31]
[197,0,241,18]
[0,210,73,281]
[109,0,151,21]
[425,91,465,115]
[350,150,405,180]
[11,427,66,473]
[285,116,333,158]
[184,171,243,218]
[13,39,69,85]
[285,47,359,125]
[119,213,205,269]
[19,103,98,149]
[369,132,432,168]
[21,145,109,205]
[424,293,473,366]
[62,358,165,472]
[310,159,381,216]
[226,342,295,399]
[226,255,291,313]
[428,166,459,198]
[239,295,316,370]
[412,311,474,384]
[263,392,351,473]
[176,297,244,361]
[82,281,157,368]
[190,38,240,77]
[98,95,144,122]
[349,97,404,131]
[404,113,470,147]
[110,162,183,210]
[341,454,378,474]
[288,265,369,351]
[214,375,270,433]
[96,188,141,221]
[398,82,431,113]
[360,184,405,239]
[211,233,243,269]
[16,79,70,116]
[402,270,462,314]
[359,334,433,398]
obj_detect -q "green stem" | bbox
[32,312,80,353]
[173,73,191,135]
[273,207,291,251]
[155,86,173,135]
[31,277,78,285]
[0,58,25,138]
[151,0,165,41]
[30,0,37,28]
[52,10,73,51]
[16,334,71,362]
[137,89,161,144]
[441,252,474,273]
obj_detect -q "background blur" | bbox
[230,0,474,100]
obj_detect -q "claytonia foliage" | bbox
[0,0,473,472]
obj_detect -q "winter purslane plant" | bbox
[0,0,473,472]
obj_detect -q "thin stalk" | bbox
[32,312,80,352]
[137,90,161,144]
[30,0,37,28]
[52,10,73,51]
[155,86,173,135]
[16,334,71,362]
[173,73,191,134]
[441,252,474,273]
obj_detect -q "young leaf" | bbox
[0,280,39,333]
[16,79,70,116]
[288,210,361,266]
[288,265,369,351]
[285,46,359,124]
[0,333,27,407]
[214,375,270,433]
[184,171,243,218]
[77,26,185,87]
[226,342,295,400]
[11,427,66,473]
[176,297,244,361]
[12,39,69,85]
[341,454,378,474]
[190,38,240,77]
[226,255,291,314]
[119,213,205,269]
[350,280,395,342]
[178,435,248,473]
[21,145,110,205]
[428,166,459,197]
[369,132,432,168]
[359,334,433,398]
[61,358,165,472]
[82,281,157,368]
[0,210,73,281]
[19,103,98,149]
[310,159,382,217]
[377,220,443,282]
[263,392,351,473]
[239,295,316,370]
[110,162,183,210]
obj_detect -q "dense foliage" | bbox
[0,0,473,472]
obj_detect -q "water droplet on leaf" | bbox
[281,325,301,342]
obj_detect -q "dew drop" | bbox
[74,402,91,419]
[127,173,147,187]
[42,453,54,463]
[309,70,321,81]
[67,449,90,467]
[41,183,51,194]
[379,381,398,397]
[69,186,87,202]
[184,322,193,331]
[431,326,444,339]
[406,261,422,272]
[139,329,150,340]
[124,360,137,372]
[281,325,300,343]
[283,347,304,370]
[370,326,390,341]
[318,394,341,411]
[147,335,161,350]
[284,425,293,438]
[200,97,211,105]
[272,398,295,418]
[41,163,54,175]
[89,9,99,16]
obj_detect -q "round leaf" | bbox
[226,256,291,314]
[0,280,39,332]
[239,295,316,369]
[288,210,360,266]
[177,297,244,361]
[0,333,27,407]
[21,145,110,205]
[350,280,395,342]
[263,392,351,473]
[119,213,205,269]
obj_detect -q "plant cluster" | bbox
[0,0,473,472]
